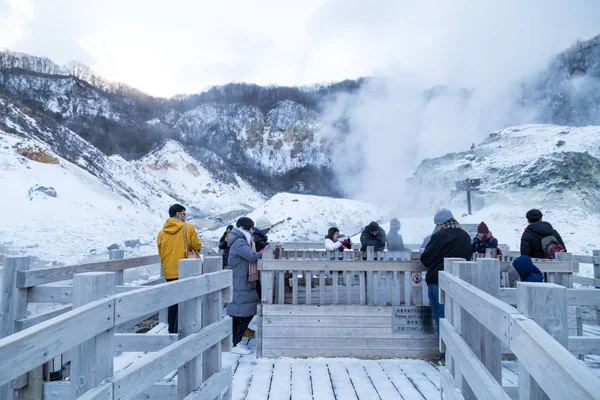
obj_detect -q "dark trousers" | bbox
[232,316,253,346]
[166,278,178,333]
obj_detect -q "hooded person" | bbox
[157,204,202,333]
[472,222,500,255]
[420,209,472,335]
[387,218,406,251]
[360,221,387,252]
[507,255,544,286]
[520,209,566,259]
[219,225,234,268]
[253,216,272,252]
[226,217,263,355]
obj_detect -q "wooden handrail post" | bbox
[440,257,466,396]
[71,271,116,397]
[1,257,34,399]
[455,261,479,400]
[203,257,230,399]
[177,258,203,399]
[109,249,125,285]
[594,250,600,325]
[516,282,568,400]
[475,258,502,384]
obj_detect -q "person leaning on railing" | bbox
[157,203,202,334]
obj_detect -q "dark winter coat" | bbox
[253,229,269,252]
[226,228,262,317]
[421,228,473,285]
[360,226,387,251]
[387,227,406,251]
[520,221,566,259]
[219,231,230,267]
[472,236,499,254]
[511,256,544,282]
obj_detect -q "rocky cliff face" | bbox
[407,124,600,213]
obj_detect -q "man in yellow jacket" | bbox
[157,204,202,333]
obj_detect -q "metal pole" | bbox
[467,189,472,215]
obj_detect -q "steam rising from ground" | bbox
[318,1,600,214]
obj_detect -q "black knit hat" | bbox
[236,217,254,231]
[368,221,379,232]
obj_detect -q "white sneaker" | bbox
[231,343,252,355]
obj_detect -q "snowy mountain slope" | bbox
[134,140,265,217]
[202,192,387,243]
[0,131,163,264]
[408,124,600,211]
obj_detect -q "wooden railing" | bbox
[439,258,600,400]
[260,248,426,306]
[0,257,233,400]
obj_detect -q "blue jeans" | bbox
[428,284,445,334]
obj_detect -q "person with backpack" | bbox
[472,222,501,255]
[520,209,566,259]
[157,204,202,333]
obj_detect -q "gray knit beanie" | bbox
[433,208,454,225]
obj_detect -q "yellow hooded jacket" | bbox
[157,218,202,279]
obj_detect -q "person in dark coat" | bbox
[387,218,406,251]
[360,221,387,252]
[520,209,566,259]
[227,217,262,355]
[420,209,473,334]
[219,225,234,268]
[508,255,544,285]
[472,222,500,255]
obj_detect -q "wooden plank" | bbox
[292,271,298,305]
[261,326,422,338]
[183,367,232,400]
[440,367,466,400]
[326,362,358,400]
[114,333,178,352]
[261,347,439,359]
[111,318,231,400]
[262,304,393,316]
[346,271,352,305]
[15,305,73,331]
[385,271,392,306]
[332,271,339,305]
[278,271,285,305]
[510,315,600,400]
[260,336,439,350]
[439,319,511,400]
[457,262,481,400]
[132,382,177,400]
[260,259,426,272]
[17,255,161,287]
[359,272,366,305]
[573,275,595,286]
[177,259,203,399]
[262,315,391,327]
[439,271,518,346]
[501,287,600,307]
[109,249,126,286]
[201,258,224,398]
[319,272,325,306]
[42,381,71,399]
[305,270,311,305]
[0,298,113,386]
[568,336,600,355]
[71,272,116,397]
[76,382,113,400]
[114,270,231,324]
[403,271,411,305]
[264,360,291,400]
[27,286,72,303]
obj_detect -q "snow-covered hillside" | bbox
[203,192,387,243]
[135,140,265,217]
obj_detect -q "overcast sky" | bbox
[1,0,600,97]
